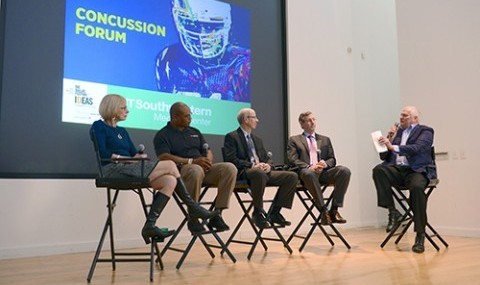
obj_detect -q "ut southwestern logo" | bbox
[74,85,93,105]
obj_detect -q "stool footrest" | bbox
[380,184,448,250]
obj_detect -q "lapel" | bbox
[236,128,249,157]
[315,133,322,148]
[406,125,419,144]
[300,134,309,152]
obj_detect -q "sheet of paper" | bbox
[371,130,387,153]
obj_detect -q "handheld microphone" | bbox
[202,143,209,157]
[386,122,400,139]
[137,144,145,154]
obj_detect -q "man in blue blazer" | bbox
[224,108,298,228]
[373,106,436,253]
[287,111,351,225]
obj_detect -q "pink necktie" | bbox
[308,135,318,165]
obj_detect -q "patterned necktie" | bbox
[246,134,259,163]
[308,135,318,165]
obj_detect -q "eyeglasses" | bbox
[247,115,257,119]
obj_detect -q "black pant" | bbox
[245,169,298,210]
[372,164,428,233]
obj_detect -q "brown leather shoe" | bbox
[329,210,347,224]
[320,211,332,225]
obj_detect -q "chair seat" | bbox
[396,178,439,191]
[95,177,150,189]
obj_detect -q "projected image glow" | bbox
[62,0,251,135]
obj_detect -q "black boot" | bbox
[141,192,175,244]
[175,178,219,220]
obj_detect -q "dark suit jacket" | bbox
[380,124,437,180]
[287,133,337,171]
[224,128,272,178]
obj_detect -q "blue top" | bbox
[90,120,137,165]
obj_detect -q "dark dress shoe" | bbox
[320,211,332,225]
[253,211,270,228]
[207,215,230,232]
[187,219,206,234]
[141,226,175,244]
[386,210,402,233]
[412,233,425,253]
[268,212,291,226]
[329,210,347,224]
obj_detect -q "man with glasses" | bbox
[223,108,298,228]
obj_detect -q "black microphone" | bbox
[137,144,145,154]
[386,122,400,139]
[202,143,209,157]
[316,149,321,161]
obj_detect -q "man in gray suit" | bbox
[287,111,351,225]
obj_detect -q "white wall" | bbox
[1,0,479,260]
[286,0,401,228]
[286,0,480,239]
[396,0,480,236]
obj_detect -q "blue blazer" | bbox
[380,124,437,180]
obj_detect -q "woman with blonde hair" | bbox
[90,94,217,243]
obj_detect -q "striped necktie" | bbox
[246,134,259,163]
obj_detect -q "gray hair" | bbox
[237,108,255,124]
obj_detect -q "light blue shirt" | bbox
[394,124,417,165]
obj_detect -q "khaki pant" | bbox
[180,162,237,209]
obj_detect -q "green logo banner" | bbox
[109,85,249,134]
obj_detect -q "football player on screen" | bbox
[155,0,251,102]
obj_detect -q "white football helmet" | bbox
[172,0,232,59]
